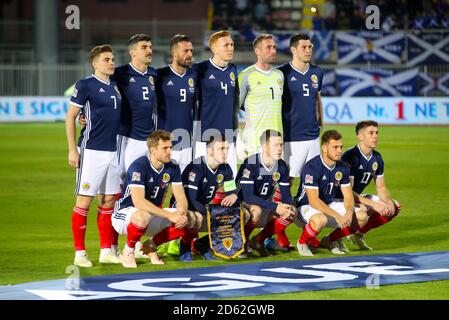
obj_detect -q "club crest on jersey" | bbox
[372,162,378,171]
[72,89,78,98]
[242,169,250,179]
[230,72,236,86]
[311,74,319,88]
[222,238,233,251]
[335,171,343,181]
[305,174,313,184]
[131,172,141,182]
[162,173,170,183]
[82,182,90,191]
[216,174,224,184]
[272,172,281,182]
[188,78,195,92]
[188,172,196,182]
[149,76,154,85]
[277,79,283,88]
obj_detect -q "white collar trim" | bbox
[129,62,148,75]
[289,62,309,75]
[92,74,110,85]
[320,155,335,171]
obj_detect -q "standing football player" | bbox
[66,45,122,267]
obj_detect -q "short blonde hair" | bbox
[208,30,231,49]
[147,130,172,149]
[253,34,274,49]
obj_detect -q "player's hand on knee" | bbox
[221,194,238,207]
[276,203,295,220]
[68,150,80,168]
[170,212,188,229]
[384,200,396,216]
[337,214,352,228]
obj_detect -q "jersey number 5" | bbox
[302,84,309,96]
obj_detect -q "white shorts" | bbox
[171,147,192,174]
[297,201,362,229]
[284,138,320,178]
[117,135,148,181]
[76,147,121,196]
[194,141,238,177]
[112,207,176,236]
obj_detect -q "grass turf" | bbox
[0,123,448,299]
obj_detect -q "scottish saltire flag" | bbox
[273,33,292,54]
[311,31,333,62]
[321,70,337,96]
[419,72,449,95]
[407,32,449,66]
[336,68,419,96]
[336,31,404,64]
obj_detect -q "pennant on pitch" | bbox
[336,67,418,96]
[206,204,246,259]
[336,31,404,64]
[407,32,449,67]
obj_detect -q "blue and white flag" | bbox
[274,33,292,54]
[311,31,334,62]
[321,70,337,96]
[419,72,449,95]
[336,31,404,64]
[336,68,419,96]
[407,32,449,66]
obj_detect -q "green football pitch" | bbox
[0,123,448,299]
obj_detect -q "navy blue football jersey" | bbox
[192,59,238,139]
[178,156,235,215]
[236,153,292,211]
[156,65,196,145]
[70,75,121,152]
[296,155,351,207]
[278,62,323,142]
[113,63,157,140]
[115,155,182,211]
[340,145,385,195]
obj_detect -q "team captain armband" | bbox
[224,180,237,192]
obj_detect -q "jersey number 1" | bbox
[111,96,117,109]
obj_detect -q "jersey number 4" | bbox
[221,82,228,95]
